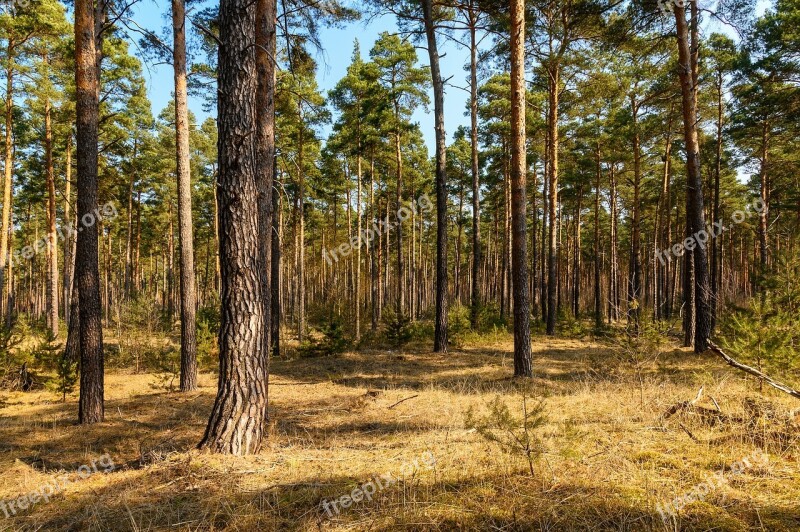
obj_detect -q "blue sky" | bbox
[128,1,771,154]
[129,1,476,152]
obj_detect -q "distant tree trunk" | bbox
[1,47,15,327]
[355,153,362,340]
[63,136,74,326]
[124,142,136,299]
[593,141,602,329]
[468,4,481,329]
[674,3,711,352]
[510,0,532,377]
[256,0,276,363]
[296,113,305,342]
[173,0,198,392]
[75,0,104,424]
[545,64,560,336]
[271,165,282,359]
[609,164,620,322]
[711,69,723,328]
[394,118,404,315]
[370,157,378,332]
[199,0,269,454]
[573,186,582,318]
[757,122,769,286]
[629,95,642,332]
[422,0,448,353]
[44,90,59,338]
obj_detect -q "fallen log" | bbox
[707,341,800,401]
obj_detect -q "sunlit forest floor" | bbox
[1,331,799,531]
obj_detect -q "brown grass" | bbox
[0,334,798,531]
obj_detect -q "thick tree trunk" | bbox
[75,0,104,424]
[422,0,448,353]
[173,0,198,392]
[674,4,712,352]
[510,0,532,377]
[199,0,269,454]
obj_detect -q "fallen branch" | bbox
[708,341,800,401]
[388,395,419,409]
[663,386,704,419]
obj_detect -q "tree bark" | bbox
[199,0,269,454]
[510,0,532,377]
[173,0,198,392]
[75,0,105,424]
[422,0,448,353]
[256,0,277,378]
[674,3,712,352]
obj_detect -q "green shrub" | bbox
[465,395,547,476]
[720,256,800,380]
[381,308,413,347]
[299,314,349,357]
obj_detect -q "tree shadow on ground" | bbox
[8,464,798,531]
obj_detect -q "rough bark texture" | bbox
[198,0,269,455]
[75,0,105,424]
[510,0,532,377]
[674,4,712,352]
[173,0,198,392]
[422,0,448,353]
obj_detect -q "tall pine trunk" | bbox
[510,0,532,377]
[422,0,448,353]
[75,0,104,424]
[173,0,198,391]
[674,3,711,352]
[199,0,269,454]
[469,5,481,329]
[545,65,560,336]
[44,90,59,338]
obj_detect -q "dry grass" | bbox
[0,334,798,531]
